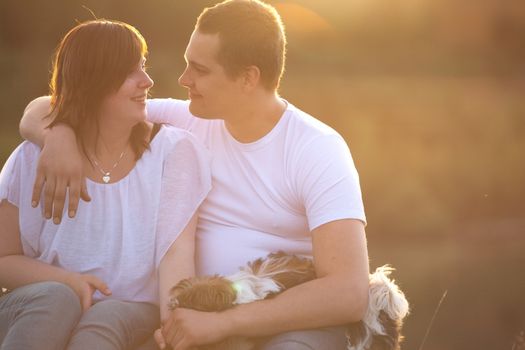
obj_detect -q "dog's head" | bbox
[169,275,237,312]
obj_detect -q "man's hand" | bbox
[31,124,90,224]
[65,272,112,312]
[159,308,231,350]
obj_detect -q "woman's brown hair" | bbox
[48,19,151,160]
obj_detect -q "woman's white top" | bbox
[0,126,211,304]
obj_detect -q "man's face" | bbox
[178,30,243,120]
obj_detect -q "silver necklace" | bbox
[91,149,127,183]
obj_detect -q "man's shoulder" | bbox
[287,103,340,136]
[285,103,345,146]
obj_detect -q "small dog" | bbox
[169,252,409,350]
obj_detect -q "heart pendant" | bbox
[102,175,110,183]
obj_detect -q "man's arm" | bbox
[19,96,89,224]
[19,97,190,223]
[162,219,369,349]
[19,96,52,146]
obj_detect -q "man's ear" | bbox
[241,65,261,92]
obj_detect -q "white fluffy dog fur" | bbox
[169,252,409,350]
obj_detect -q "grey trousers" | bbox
[256,327,348,350]
[0,281,159,350]
[136,326,348,350]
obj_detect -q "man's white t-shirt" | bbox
[147,99,366,276]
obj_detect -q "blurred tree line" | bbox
[1,1,524,349]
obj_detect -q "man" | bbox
[20,1,369,349]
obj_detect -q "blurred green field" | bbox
[283,74,525,349]
[1,0,524,349]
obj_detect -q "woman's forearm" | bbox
[0,255,75,291]
[158,214,198,321]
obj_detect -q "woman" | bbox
[0,20,211,349]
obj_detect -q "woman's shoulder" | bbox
[151,125,211,171]
[2,141,41,167]
[0,141,40,201]
[154,125,208,153]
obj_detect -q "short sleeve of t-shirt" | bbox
[0,142,43,257]
[154,129,212,267]
[0,142,33,208]
[294,134,366,231]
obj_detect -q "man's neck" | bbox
[224,93,287,144]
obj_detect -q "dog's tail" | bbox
[348,265,410,350]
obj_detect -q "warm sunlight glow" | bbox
[274,3,336,36]
[232,282,242,294]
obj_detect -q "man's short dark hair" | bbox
[196,0,286,91]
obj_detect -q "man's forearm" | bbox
[223,273,368,338]
[19,96,53,147]
[222,220,369,338]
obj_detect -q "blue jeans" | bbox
[0,281,159,350]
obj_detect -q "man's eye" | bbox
[190,64,206,74]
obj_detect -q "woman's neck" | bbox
[83,118,134,159]
[81,119,152,184]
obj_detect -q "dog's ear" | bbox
[248,257,264,275]
[271,255,316,290]
[247,253,316,291]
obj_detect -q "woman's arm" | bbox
[158,213,198,321]
[0,200,110,311]
[154,212,198,350]
[153,131,211,348]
